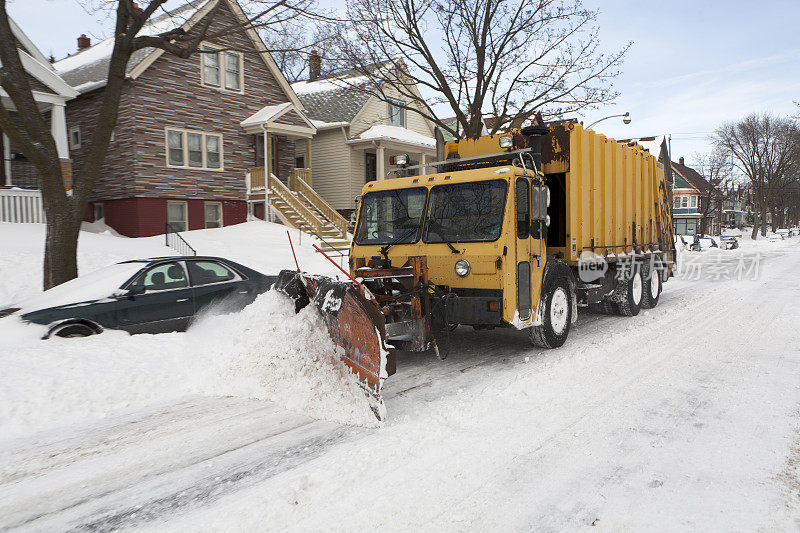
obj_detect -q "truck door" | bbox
[516,177,548,324]
[515,177,533,320]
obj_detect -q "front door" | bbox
[365,153,377,183]
[117,261,195,334]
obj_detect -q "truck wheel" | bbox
[615,263,643,317]
[640,259,662,309]
[530,277,572,348]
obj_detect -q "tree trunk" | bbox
[43,214,82,290]
[751,211,759,239]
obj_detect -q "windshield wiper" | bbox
[379,226,419,258]
[425,218,460,254]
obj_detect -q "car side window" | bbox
[187,261,237,286]
[135,262,189,291]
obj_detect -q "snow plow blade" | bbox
[274,270,396,420]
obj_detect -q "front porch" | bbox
[346,131,436,181]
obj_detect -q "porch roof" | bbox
[346,125,436,151]
[240,102,316,138]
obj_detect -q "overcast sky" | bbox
[8,0,800,170]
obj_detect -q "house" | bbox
[52,0,317,237]
[291,58,437,215]
[720,182,751,228]
[671,157,722,236]
[0,18,78,196]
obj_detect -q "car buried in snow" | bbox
[0,257,276,338]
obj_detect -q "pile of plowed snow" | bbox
[188,291,378,427]
[0,290,377,443]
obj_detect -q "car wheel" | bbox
[50,323,96,339]
[530,277,572,348]
[640,258,662,309]
[614,263,643,317]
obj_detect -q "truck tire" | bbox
[640,258,662,309]
[530,276,572,348]
[614,263,643,317]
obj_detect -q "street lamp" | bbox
[587,112,631,130]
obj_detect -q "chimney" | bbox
[309,50,321,81]
[77,34,91,51]
[679,156,685,165]
[128,2,143,26]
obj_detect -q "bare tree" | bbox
[0,0,317,289]
[325,0,630,139]
[714,113,800,239]
[692,149,731,235]
[264,22,336,81]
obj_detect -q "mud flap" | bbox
[274,270,396,421]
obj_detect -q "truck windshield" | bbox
[354,187,428,245]
[423,180,508,243]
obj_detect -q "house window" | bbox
[165,128,223,170]
[167,201,187,232]
[201,45,243,92]
[690,196,697,208]
[69,127,81,150]
[681,196,688,208]
[387,99,406,128]
[204,201,222,229]
[224,52,241,91]
[93,202,104,221]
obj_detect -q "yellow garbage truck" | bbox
[276,121,675,417]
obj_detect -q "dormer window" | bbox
[387,99,406,128]
[200,45,244,93]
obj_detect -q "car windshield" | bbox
[354,187,428,245]
[423,180,508,243]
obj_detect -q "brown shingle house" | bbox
[53,0,315,237]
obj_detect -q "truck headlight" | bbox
[499,135,513,149]
[455,259,470,277]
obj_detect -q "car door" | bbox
[116,261,195,334]
[186,260,248,316]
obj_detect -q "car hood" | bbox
[10,262,146,316]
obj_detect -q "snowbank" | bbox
[0,290,376,444]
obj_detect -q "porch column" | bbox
[376,142,385,180]
[264,129,271,221]
[420,152,427,175]
[3,133,10,186]
[50,103,69,159]
[305,138,312,172]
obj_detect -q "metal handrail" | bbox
[165,223,197,256]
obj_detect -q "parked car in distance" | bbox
[720,236,739,250]
[0,257,277,338]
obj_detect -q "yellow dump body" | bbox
[541,123,674,265]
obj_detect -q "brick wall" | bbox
[92,197,246,237]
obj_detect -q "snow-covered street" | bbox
[1,223,800,531]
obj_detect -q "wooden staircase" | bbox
[248,167,351,254]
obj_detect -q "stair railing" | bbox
[165,223,197,256]
[288,171,349,238]
[268,174,326,234]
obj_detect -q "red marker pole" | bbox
[313,244,360,287]
[286,230,300,271]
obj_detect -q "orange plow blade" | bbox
[274,270,396,420]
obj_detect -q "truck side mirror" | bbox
[531,185,549,221]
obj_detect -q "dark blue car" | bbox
[0,256,276,338]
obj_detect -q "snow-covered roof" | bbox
[311,120,349,130]
[352,125,435,148]
[54,0,210,93]
[240,103,292,128]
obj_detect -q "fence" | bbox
[0,188,44,223]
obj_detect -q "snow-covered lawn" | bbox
[1,222,799,531]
